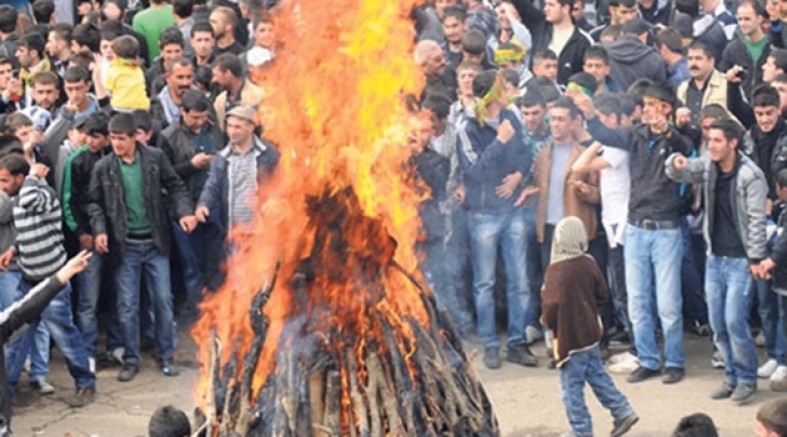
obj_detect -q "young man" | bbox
[190,20,216,68]
[604,19,667,92]
[211,54,264,130]
[754,398,787,436]
[46,23,72,77]
[590,0,638,41]
[455,70,536,369]
[577,82,694,384]
[16,32,51,110]
[131,0,175,61]
[162,90,225,300]
[210,6,243,56]
[656,28,690,89]
[441,6,466,71]
[145,28,184,96]
[88,113,197,382]
[0,154,95,408]
[667,118,767,404]
[583,46,616,94]
[719,0,771,100]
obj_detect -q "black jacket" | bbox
[603,36,667,92]
[160,121,226,201]
[69,147,110,238]
[88,144,193,257]
[512,0,592,86]
[719,36,772,101]
[0,276,67,428]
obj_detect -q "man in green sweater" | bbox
[132,0,175,61]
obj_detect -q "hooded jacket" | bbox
[743,118,787,200]
[603,36,667,92]
[719,36,771,101]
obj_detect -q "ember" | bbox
[191,0,498,435]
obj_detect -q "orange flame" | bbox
[192,0,430,412]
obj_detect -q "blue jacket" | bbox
[456,109,532,214]
[197,136,280,233]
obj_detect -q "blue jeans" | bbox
[0,270,49,382]
[442,207,474,333]
[5,278,94,389]
[523,206,543,329]
[75,251,122,357]
[681,220,708,326]
[560,346,634,437]
[624,224,685,370]
[705,255,757,385]
[171,216,225,302]
[467,208,529,349]
[115,241,176,366]
[755,278,785,364]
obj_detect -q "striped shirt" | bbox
[226,148,259,227]
[13,176,66,281]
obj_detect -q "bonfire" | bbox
[191,0,499,435]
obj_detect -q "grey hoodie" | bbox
[603,36,667,91]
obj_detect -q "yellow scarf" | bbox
[473,74,505,127]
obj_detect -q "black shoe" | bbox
[117,364,139,382]
[483,347,501,370]
[611,412,639,437]
[506,343,538,367]
[710,382,735,400]
[66,386,95,408]
[160,359,180,377]
[626,366,660,383]
[662,367,685,384]
[731,383,756,404]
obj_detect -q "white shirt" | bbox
[599,146,630,247]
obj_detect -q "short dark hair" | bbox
[190,20,214,39]
[551,96,582,119]
[772,49,787,72]
[421,92,452,120]
[594,94,622,117]
[73,23,101,53]
[99,19,125,43]
[5,113,32,134]
[212,6,238,27]
[443,5,467,23]
[31,71,59,88]
[583,45,608,65]
[461,29,486,56]
[774,73,787,84]
[777,168,787,190]
[252,12,275,30]
[63,65,90,84]
[32,0,55,24]
[84,112,109,137]
[501,69,519,87]
[753,84,781,108]
[600,23,623,40]
[111,35,138,60]
[211,53,242,78]
[108,113,136,136]
[533,49,558,63]
[195,65,212,90]
[627,78,654,106]
[181,89,210,112]
[159,26,184,50]
[132,110,152,133]
[0,6,18,34]
[19,32,46,59]
[618,93,636,116]
[609,0,637,8]
[672,413,718,437]
[519,89,546,108]
[456,60,482,74]
[165,57,193,75]
[172,0,193,19]
[148,405,191,437]
[698,103,729,122]
[738,0,766,17]
[529,77,561,102]
[68,51,94,70]
[622,18,650,36]
[0,154,30,177]
[709,118,743,145]
[687,40,715,60]
[656,28,684,54]
[50,22,73,44]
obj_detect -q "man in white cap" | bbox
[196,106,280,236]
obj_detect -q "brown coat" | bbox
[532,142,599,243]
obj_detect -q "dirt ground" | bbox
[9,331,775,436]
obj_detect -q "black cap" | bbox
[643,81,678,108]
[472,69,499,98]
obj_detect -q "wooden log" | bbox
[309,370,326,427]
[323,369,342,435]
[366,353,404,435]
[345,349,369,437]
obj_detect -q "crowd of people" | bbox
[0,0,785,435]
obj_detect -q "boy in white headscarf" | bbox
[541,216,638,437]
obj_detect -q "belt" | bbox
[628,218,680,230]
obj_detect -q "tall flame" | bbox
[192,0,429,410]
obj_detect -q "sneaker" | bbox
[159,359,180,377]
[117,364,139,382]
[483,347,501,370]
[608,354,639,374]
[710,351,724,369]
[611,412,639,437]
[524,326,543,345]
[758,359,779,379]
[662,367,685,384]
[506,343,538,367]
[110,347,125,365]
[771,365,787,382]
[755,331,766,347]
[710,382,735,400]
[66,386,95,408]
[29,379,55,395]
[770,376,787,392]
[730,383,756,404]
[626,366,660,383]
[608,351,637,365]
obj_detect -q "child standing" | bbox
[103,35,150,112]
[541,216,638,437]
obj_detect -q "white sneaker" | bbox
[111,347,125,366]
[710,351,724,369]
[30,378,55,395]
[608,352,639,374]
[755,332,766,347]
[524,326,543,345]
[759,359,779,379]
[771,365,787,382]
[608,351,636,364]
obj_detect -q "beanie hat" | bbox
[643,81,678,109]
[550,216,588,265]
